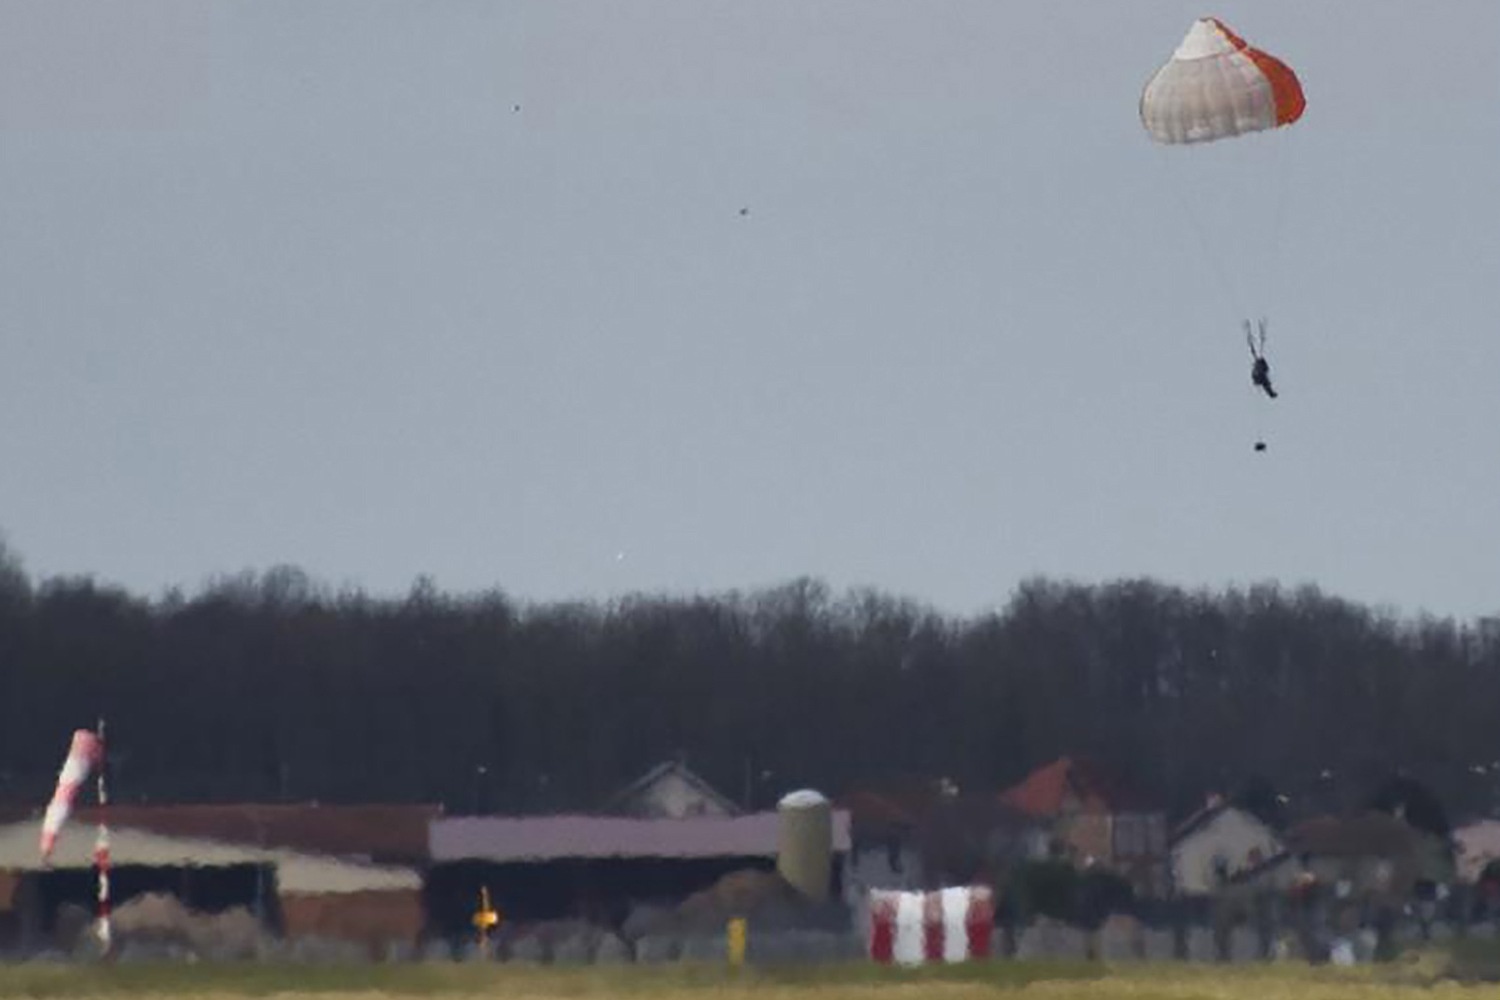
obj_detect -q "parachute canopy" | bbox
[1141,18,1305,145]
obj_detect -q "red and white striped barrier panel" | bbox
[868,887,994,964]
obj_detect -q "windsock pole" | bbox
[93,718,112,954]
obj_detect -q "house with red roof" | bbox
[1000,756,1169,896]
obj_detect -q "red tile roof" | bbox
[838,773,953,824]
[1000,756,1150,817]
[836,791,916,840]
[1285,813,1435,859]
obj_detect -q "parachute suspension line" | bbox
[1154,145,1247,321]
[1260,127,1298,311]
[1250,134,1293,456]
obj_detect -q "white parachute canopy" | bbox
[1140,18,1306,146]
[1137,18,1310,323]
[39,729,103,862]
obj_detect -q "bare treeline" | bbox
[1,545,1497,823]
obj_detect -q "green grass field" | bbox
[0,954,1494,1000]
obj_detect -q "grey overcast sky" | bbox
[1,0,1497,619]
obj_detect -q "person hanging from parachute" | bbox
[1139,17,1305,451]
[1246,319,1277,399]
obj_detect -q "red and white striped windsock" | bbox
[39,729,104,862]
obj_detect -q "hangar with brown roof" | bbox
[424,810,852,939]
[0,803,438,954]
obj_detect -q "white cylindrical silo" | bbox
[777,789,832,902]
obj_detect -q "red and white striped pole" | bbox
[93,718,112,954]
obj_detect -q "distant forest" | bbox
[1,538,1497,824]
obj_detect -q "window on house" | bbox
[1146,816,1166,854]
[1115,814,1140,856]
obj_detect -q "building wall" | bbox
[1456,821,1500,883]
[422,854,788,937]
[1113,812,1167,859]
[842,844,923,938]
[1062,814,1113,866]
[843,844,923,894]
[1172,809,1282,895]
[1057,812,1170,897]
[279,888,425,953]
